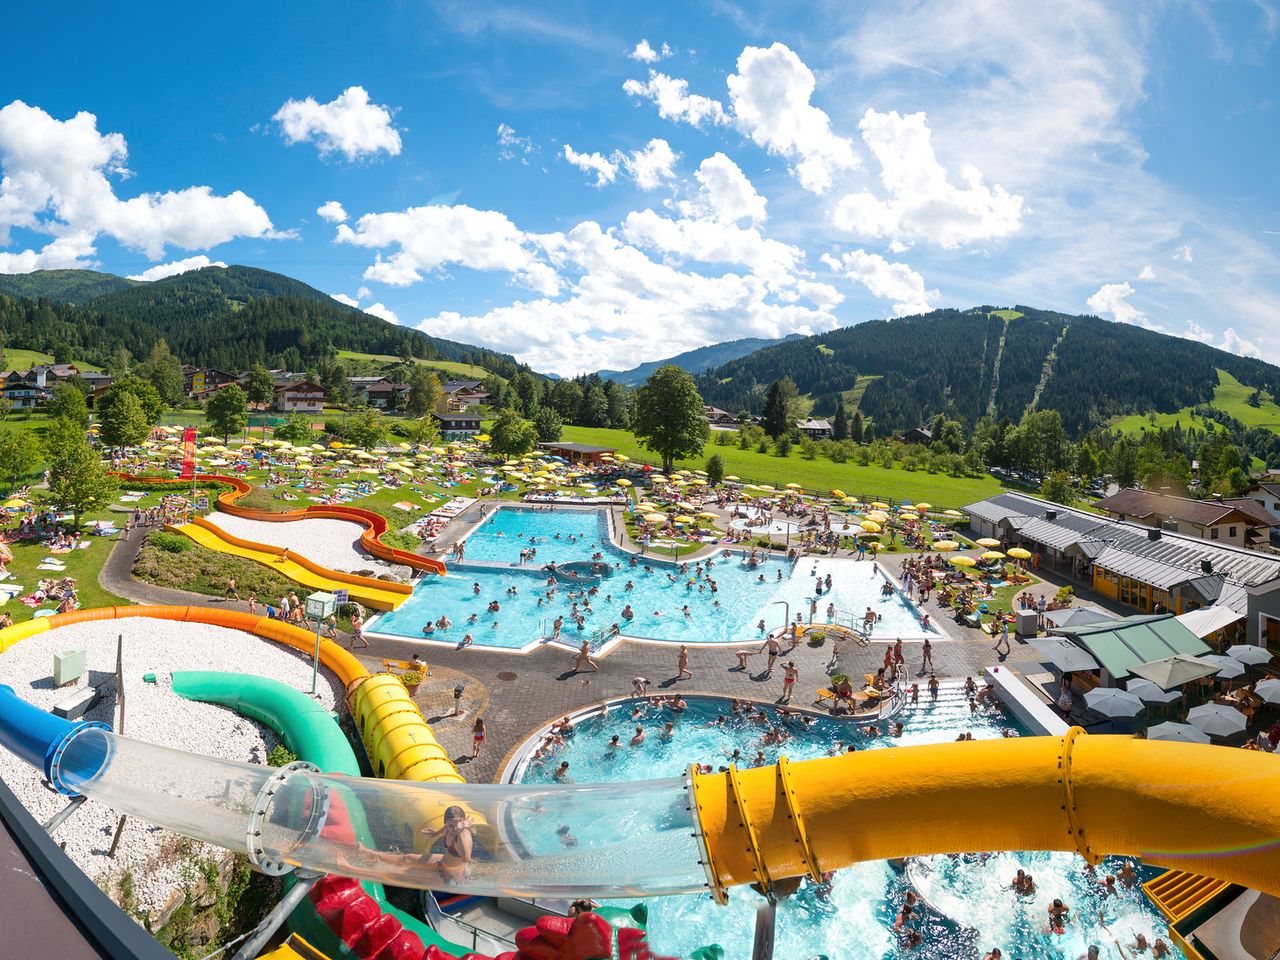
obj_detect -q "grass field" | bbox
[2,348,104,372]
[1112,368,1280,436]
[560,426,1005,508]
[335,350,495,382]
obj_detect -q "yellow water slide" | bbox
[173,518,412,611]
[689,729,1280,903]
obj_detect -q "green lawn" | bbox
[335,350,497,383]
[2,348,104,372]
[1112,368,1280,436]
[560,426,1005,508]
[991,309,1023,321]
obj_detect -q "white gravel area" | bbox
[203,512,375,572]
[0,619,346,915]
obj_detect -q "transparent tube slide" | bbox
[54,728,707,899]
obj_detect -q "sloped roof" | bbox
[1050,614,1211,679]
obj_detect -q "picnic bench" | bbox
[381,657,429,678]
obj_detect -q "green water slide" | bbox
[169,671,468,958]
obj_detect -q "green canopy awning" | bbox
[1049,614,1211,679]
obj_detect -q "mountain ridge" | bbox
[597,334,805,386]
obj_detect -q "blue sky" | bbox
[1,1,1277,374]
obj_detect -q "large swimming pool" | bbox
[511,693,1178,960]
[370,506,936,649]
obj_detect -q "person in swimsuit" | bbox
[336,805,474,883]
[472,717,485,758]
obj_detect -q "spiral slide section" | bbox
[116,472,446,575]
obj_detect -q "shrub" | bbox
[381,530,420,551]
[150,531,192,553]
[1055,585,1073,604]
[266,744,297,768]
[806,631,826,647]
[400,670,423,688]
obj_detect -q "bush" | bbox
[266,744,297,768]
[150,531,193,553]
[400,670,423,688]
[381,530,420,551]
[806,631,826,647]
[1055,585,1073,604]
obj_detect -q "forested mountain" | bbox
[0,269,137,304]
[0,266,524,378]
[696,307,1280,436]
[598,334,804,386]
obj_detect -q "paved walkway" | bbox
[96,512,1064,785]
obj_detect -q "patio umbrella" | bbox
[1186,703,1247,738]
[976,537,1002,548]
[980,551,1006,560]
[1124,678,1183,705]
[943,509,963,517]
[1043,607,1116,629]
[725,475,740,481]
[860,520,882,533]
[1226,644,1275,667]
[1007,547,1032,560]
[871,501,889,509]
[830,489,846,499]
[1030,637,1100,673]
[841,497,859,506]
[1084,687,1146,719]
[949,556,976,567]
[1254,679,1280,705]
[1200,655,1247,681]
[1146,721,1211,744]
[1128,655,1221,690]
[932,540,959,552]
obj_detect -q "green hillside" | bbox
[335,350,499,383]
[1112,368,1280,436]
[696,307,1280,436]
[0,269,136,304]
[1,348,104,373]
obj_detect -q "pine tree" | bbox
[850,410,864,444]
[762,380,791,438]
[832,399,848,441]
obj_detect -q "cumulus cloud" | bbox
[629,39,670,63]
[822,250,937,315]
[1182,320,1261,358]
[1087,282,1148,326]
[563,145,618,186]
[726,43,859,194]
[564,139,678,190]
[1138,264,1156,281]
[623,71,729,127]
[330,292,360,308]
[1172,243,1193,262]
[273,86,402,161]
[0,100,279,270]
[127,255,227,282]
[497,123,534,162]
[316,200,348,224]
[832,109,1023,248]
[334,203,561,295]
[621,139,678,190]
[362,302,399,324]
[676,153,768,224]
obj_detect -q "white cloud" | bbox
[822,249,937,315]
[1138,264,1156,281]
[562,145,618,187]
[677,153,767,224]
[622,138,678,190]
[1220,327,1261,358]
[127,255,227,282]
[629,39,670,63]
[1172,243,1193,262]
[0,100,279,269]
[356,285,371,300]
[832,109,1023,248]
[564,139,677,190]
[331,292,360,308]
[273,86,402,161]
[496,123,534,162]
[316,200,348,223]
[334,203,561,295]
[726,43,859,194]
[1087,282,1148,326]
[621,208,803,284]
[362,302,399,324]
[622,71,729,127]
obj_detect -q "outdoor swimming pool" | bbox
[370,506,937,649]
[511,694,1178,960]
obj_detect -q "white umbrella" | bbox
[1226,644,1274,667]
[1253,678,1280,705]
[1186,703,1247,738]
[1124,678,1182,705]
[1200,655,1247,681]
[1084,687,1146,719]
[1146,721,1211,744]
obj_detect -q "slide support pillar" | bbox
[230,870,323,960]
[751,891,776,960]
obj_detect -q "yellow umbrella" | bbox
[943,509,963,518]
[950,555,977,567]
[915,502,932,511]
[981,550,1006,560]
[476,434,491,442]
[615,478,632,487]
[830,489,847,499]
[725,475,740,481]
[868,541,882,550]
[615,454,629,462]
[644,513,667,523]
[785,482,802,489]
[871,501,890,509]
[3,498,25,509]
[933,540,960,551]
[860,520,882,533]
[976,537,1002,548]
[674,515,695,524]
[698,511,719,520]
[758,484,776,492]
[867,511,889,523]
[1007,547,1032,560]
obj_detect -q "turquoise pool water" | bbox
[372,506,936,648]
[514,694,1179,960]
